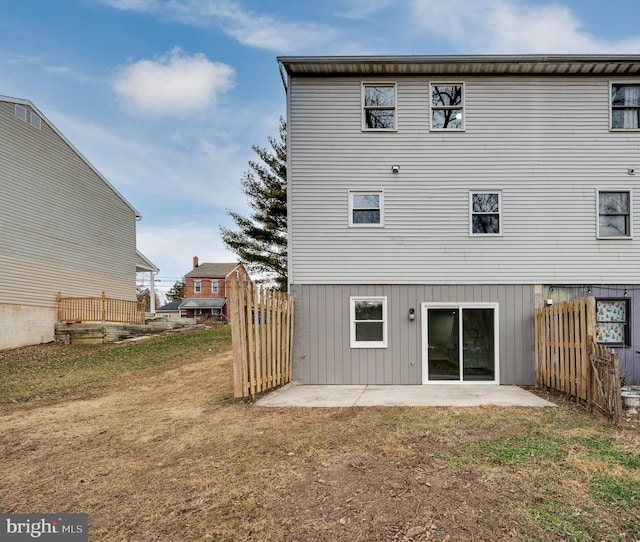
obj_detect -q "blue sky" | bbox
[2,0,640,290]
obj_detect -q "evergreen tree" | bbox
[166,279,186,301]
[220,118,287,290]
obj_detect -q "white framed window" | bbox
[362,83,396,130]
[470,191,501,235]
[350,296,387,348]
[212,280,219,294]
[430,82,464,130]
[194,280,202,294]
[597,190,631,238]
[611,83,640,130]
[349,190,383,226]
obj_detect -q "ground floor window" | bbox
[596,298,630,346]
[350,296,387,348]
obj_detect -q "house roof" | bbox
[185,262,243,279]
[278,55,640,80]
[0,94,142,219]
[136,250,159,273]
[157,300,182,312]
[179,298,226,309]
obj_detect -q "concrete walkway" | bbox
[255,382,556,408]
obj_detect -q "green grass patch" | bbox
[0,326,231,403]
[590,477,640,511]
[453,433,566,467]
[524,500,610,542]
[571,436,640,471]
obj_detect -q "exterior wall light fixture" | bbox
[408,308,416,321]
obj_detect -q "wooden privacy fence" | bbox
[229,281,294,399]
[57,291,146,325]
[535,297,622,422]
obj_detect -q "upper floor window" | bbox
[598,190,631,238]
[349,190,383,226]
[430,83,464,130]
[362,83,396,130]
[212,280,219,294]
[350,296,388,348]
[470,191,501,235]
[194,280,202,294]
[611,84,640,130]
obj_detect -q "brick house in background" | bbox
[179,257,250,321]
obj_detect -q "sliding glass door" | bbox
[423,303,498,383]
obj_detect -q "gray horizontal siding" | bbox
[0,102,138,307]
[292,284,535,386]
[288,75,640,285]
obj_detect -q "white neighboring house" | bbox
[278,55,640,386]
[0,95,158,350]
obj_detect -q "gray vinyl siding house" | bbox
[279,55,640,386]
[0,95,156,350]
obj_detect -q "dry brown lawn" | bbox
[1,328,639,541]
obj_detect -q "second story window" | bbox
[349,190,383,226]
[194,280,202,294]
[212,280,219,294]
[430,83,464,130]
[362,83,396,130]
[611,84,640,130]
[598,190,631,238]
[470,191,501,235]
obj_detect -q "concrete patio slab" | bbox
[255,383,557,408]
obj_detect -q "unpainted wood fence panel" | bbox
[57,291,145,324]
[229,281,294,399]
[535,297,622,422]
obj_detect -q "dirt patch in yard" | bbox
[1,336,639,541]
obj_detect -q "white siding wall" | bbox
[0,101,138,310]
[288,75,640,285]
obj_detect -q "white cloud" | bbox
[100,0,341,53]
[113,48,235,116]
[411,0,640,54]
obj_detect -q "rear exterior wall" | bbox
[287,74,640,286]
[292,284,536,385]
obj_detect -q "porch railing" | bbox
[57,291,146,325]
